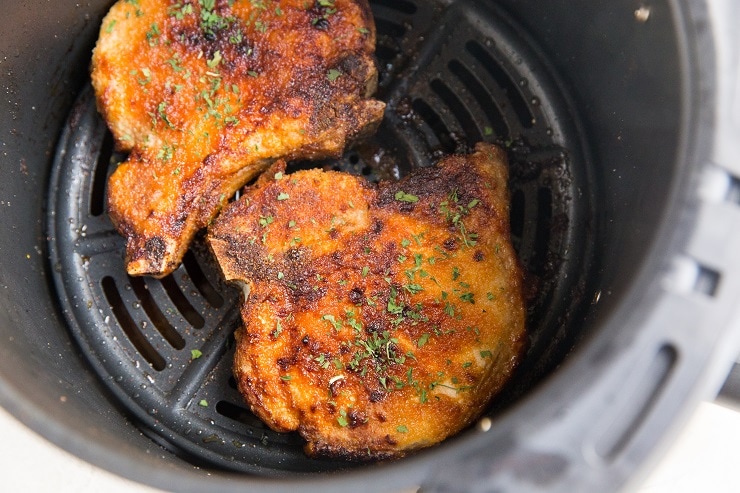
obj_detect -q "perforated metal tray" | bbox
[47,0,593,474]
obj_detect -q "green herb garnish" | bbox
[337,409,349,427]
[394,191,419,203]
[207,50,222,68]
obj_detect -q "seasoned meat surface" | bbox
[208,143,526,459]
[92,0,384,277]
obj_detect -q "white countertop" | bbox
[2,400,739,492]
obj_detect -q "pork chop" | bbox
[92,0,385,277]
[207,143,526,459]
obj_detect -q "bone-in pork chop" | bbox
[207,143,526,459]
[92,0,385,277]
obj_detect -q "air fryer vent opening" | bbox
[47,0,595,474]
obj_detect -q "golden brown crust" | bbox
[208,143,526,459]
[92,0,385,277]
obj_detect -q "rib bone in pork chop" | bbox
[207,143,527,459]
[92,0,385,277]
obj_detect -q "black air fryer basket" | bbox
[2,1,740,492]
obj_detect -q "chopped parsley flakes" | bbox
[394,191,419,203]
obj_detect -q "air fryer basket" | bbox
[2,1,740,492]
